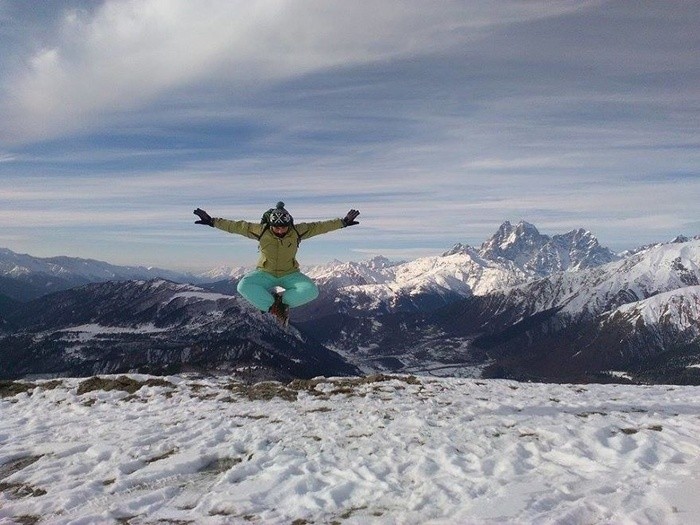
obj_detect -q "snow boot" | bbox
[268,292,289,327]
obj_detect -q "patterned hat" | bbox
[266,201,293,226]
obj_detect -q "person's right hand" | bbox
[193,208,214,227]
[342,209,360,227]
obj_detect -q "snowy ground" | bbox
[1,374,700,524]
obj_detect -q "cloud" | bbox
[463,155,584,171]
[1,1,698,269]
[2,0,602,144]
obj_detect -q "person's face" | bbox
[271,225,290,237]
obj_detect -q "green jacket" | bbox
[213,218,345,277]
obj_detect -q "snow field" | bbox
[1,375,699,524]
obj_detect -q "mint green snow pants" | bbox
[236,270,319,312]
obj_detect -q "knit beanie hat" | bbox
[264,201,293,226]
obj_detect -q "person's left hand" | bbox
[193,208,214,227]
[342,209,360,227]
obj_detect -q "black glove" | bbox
[193,208,214,227]
[342,209,360,227]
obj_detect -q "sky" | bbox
[1,0,699,272]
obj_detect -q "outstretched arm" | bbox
[193,208,263,239]
[296,209,360,239]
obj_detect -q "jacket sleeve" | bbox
[213,218,264,239]
[295,219,345,240]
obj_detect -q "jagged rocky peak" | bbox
[557,229,619,270]
[475,221,619,276]
[364,255,396,269]
[482,220,544,248]
[670,235,700,243]
[442,243,473,256]
[479,220,548,265]
[555,228,591,243]
[552,228,601,254]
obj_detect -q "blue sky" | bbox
[1,0,698,272]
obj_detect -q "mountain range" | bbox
[0,279,356,381]
[0,247,200,302]
[1,221,698,384]
[297,220,620,318]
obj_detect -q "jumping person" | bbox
[193,202,360,325]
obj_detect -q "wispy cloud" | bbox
[0,1,698,269]
[463,155,584,171]
[2,0,601,144]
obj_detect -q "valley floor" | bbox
[1,374,700,524]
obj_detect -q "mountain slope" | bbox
[0,280,358,380]
[478,286,700,384]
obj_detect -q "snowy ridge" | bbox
[198,265,249,281]
[0,248,194,283]
[295,236,700,382]
[618,234,700,258]
[51,281,237,338]
[595,286,700,358]
[0,248,201,302]
[1,374,699,524]
[557,239,700,318]
[614,285,700,327]
[390,249,524,295]
[443,240,700,382]
[328,250,529,310]
[486,239,700,323]
[301,221,619,315]
[306,256,398,287]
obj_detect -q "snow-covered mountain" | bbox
[618,234,700,258]
[433,240,700,383]
[465,239,700,329]
[0,247,201,301]
[295,220,618,319]
[478,220,620,274]
[296,238,700,384]
[472,283,700,385]
[0,279,357,380]
[594,285,700,362]
[197,264,249,281]
[306,256,399,288]
[300,249,529,318]
[3,224,699,385]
